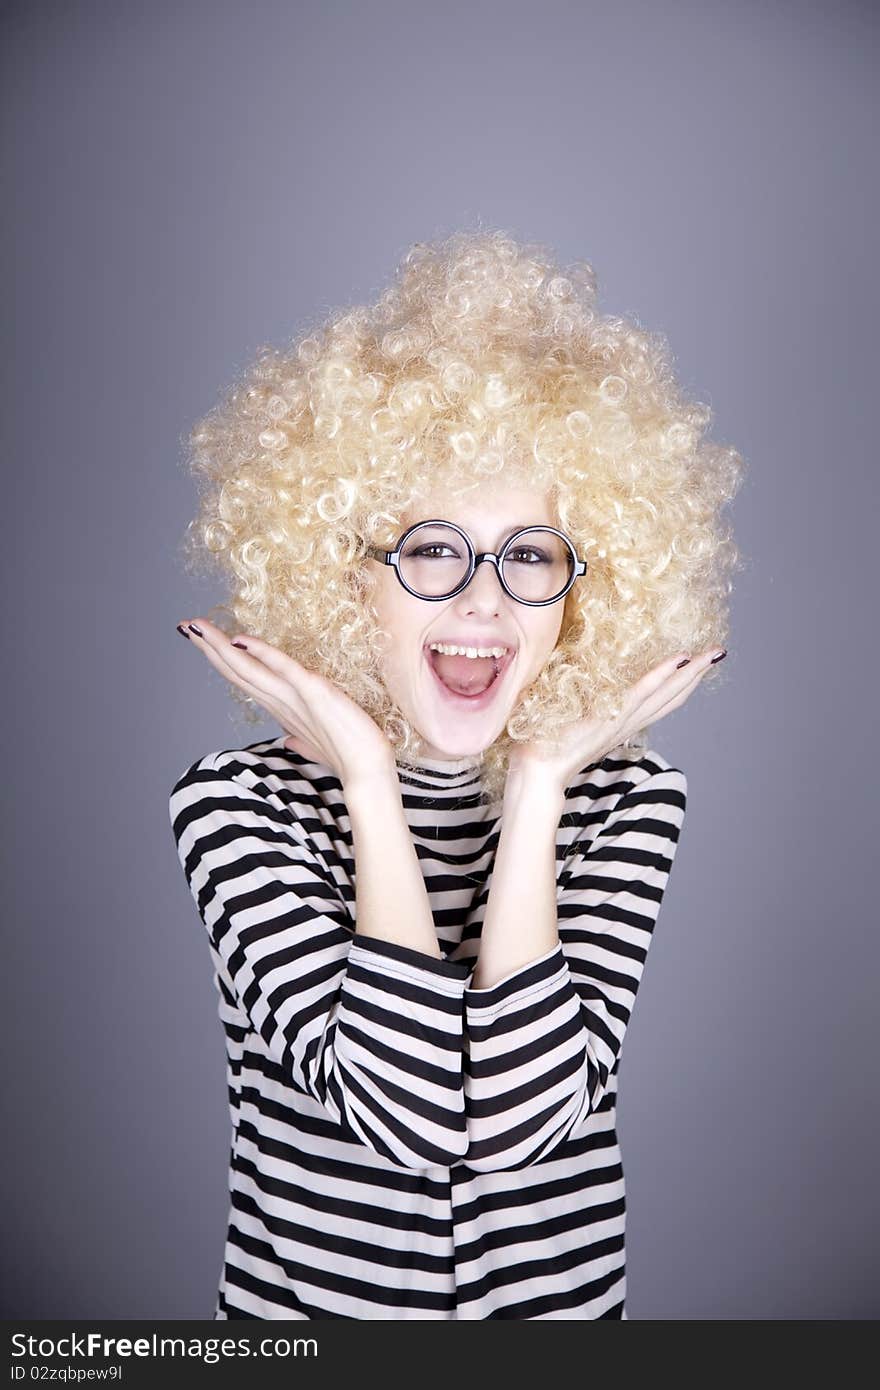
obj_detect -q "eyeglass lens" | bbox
[398,523,574,602]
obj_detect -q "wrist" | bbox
[343,757,401,812]
[503,760,566,820]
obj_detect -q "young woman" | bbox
[169,230,743,1319]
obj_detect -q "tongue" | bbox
[432,651,497,696]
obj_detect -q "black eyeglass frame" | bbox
[364,519,588,607]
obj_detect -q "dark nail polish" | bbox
[676,657,691,669]
[231,640,248,650]
[188,622,203,637]
[176,624,191,641]
[710,649,727,664]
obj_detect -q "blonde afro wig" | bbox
[178,228,745,803]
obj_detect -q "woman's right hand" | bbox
[178,617,396,789]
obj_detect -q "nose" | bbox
[453,554,505,613]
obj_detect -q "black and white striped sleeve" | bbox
[461,766,687,1172]
[169,752,471,1170]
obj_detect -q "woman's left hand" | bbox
[506,645,726,795]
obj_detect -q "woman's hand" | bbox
[506,646,726,797]
[177,618,396,788]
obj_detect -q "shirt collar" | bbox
[395,753,483,793]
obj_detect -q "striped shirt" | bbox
[168,734,687,1319]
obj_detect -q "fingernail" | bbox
[676,656,691,669]
[710,649,727,664]
[176,624,191,641]
[231,639,248,650]
[188,622,203,637]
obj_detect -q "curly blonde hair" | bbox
[177,228,745,804]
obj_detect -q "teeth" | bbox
[428,642,508,659]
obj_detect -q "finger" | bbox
[210,625,321,720]
[182,618,264,691]
[226,631,317,688]
[620,649,696,722]
[641,677,701,728]
[184,618,306,714]
[184,620,298,723]
[229,636,353,728]
[632,651,715,729]
[224,632,347,742]
[624,646,718,724]
[280,710,335,766]
[282,732,327,763]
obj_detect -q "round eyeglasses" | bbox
[365,520,587,606]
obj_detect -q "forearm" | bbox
[470,767,566,990]
[345,766,442,959]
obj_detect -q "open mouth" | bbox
[424,642,516,710]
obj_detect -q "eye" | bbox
[410,543,460,559]
[507,546,550,564]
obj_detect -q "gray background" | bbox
[3,0,877,1319]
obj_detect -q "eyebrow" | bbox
[493,524,541,548]
[414,520,549,547]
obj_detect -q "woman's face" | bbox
[368,479,567,760]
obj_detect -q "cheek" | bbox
[526,613,564,671]
[383,645,422,696]
[369,581,424,690]
[369,573,401,639]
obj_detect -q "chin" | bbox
[416,723,504,760]
[412,643,522,754]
